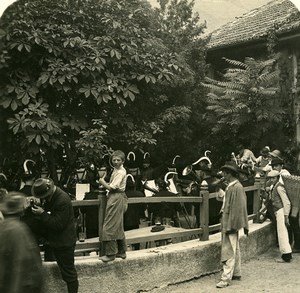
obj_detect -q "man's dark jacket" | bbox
[38,187,77,248]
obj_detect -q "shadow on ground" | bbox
[149,246,300,293]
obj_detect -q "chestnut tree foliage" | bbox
[0,0,208,176]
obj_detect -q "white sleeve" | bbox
[277,185,291,216]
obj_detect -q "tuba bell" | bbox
[182,165,200,182]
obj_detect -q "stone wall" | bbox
[43,221,276,293]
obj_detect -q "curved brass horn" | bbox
[204,150,211,157]
[23,159,35,175]
[126,174,135,183]
[127,151,136,161]
[192,156,212,166]
[172,155,180,166]
[143,152,150,160]
[0,173,7,181]
[164,171,178,185]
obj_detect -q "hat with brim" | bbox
[31,178,55,199]
[267,170,280,178]
[220,161,239,175]
[269,150,282,159]
[151,225,165,232]
[0,193,25,215]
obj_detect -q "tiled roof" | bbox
[208,0,300,50]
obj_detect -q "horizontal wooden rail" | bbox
[127,196,202,204]
[72,196,203,206]
[72,179,262,254]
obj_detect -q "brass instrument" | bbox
[192,150,212,169]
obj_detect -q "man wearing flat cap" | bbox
[31,178,78,293]
[216,161,248,289]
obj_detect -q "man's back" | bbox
[40,187,77,248]
[0,218,43,293]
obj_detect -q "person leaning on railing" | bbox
[97,150,128,263]
[31,178,79,293]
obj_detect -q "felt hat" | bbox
[151,225,165,232]
[220,161,239,174]
[0,192,25,215]
[267,170,280,178]
[270,157,284,166]
[269,149,282,159]
[31,178,55,199]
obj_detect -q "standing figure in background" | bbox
[141,152,155,181]
[124,174,146,250]
[0,192,44,293]
[216,161,248,289]
[237,146,257,166]
[255,147,271,176]
[267,170,292,262]
[270,158,290,184]
[98,150,128,262]
[31,178,79,293]
[81,163,108,239]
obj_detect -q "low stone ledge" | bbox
[43,221,276,293]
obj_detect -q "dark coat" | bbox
[222,181,249,234]
[38,187,77,248]
[80,190,100,238]
[0,218,44,293]
[124,189,145,230]
[20,185,46,243]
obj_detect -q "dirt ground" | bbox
[148,246,300,293]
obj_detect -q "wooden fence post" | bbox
[98,192,107,256]
[253,177,261,223]
[200,185,209,241]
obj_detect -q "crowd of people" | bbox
[0,146,300,291]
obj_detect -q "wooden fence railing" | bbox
[73,177,262,255]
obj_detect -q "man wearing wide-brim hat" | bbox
[31,178,79,293]
[0,192,44,293]
[216,161,248,289]
[267,170,292,262]
[270,157,290,185]
[269,149,283,160]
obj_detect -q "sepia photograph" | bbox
[1,0,300,292]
